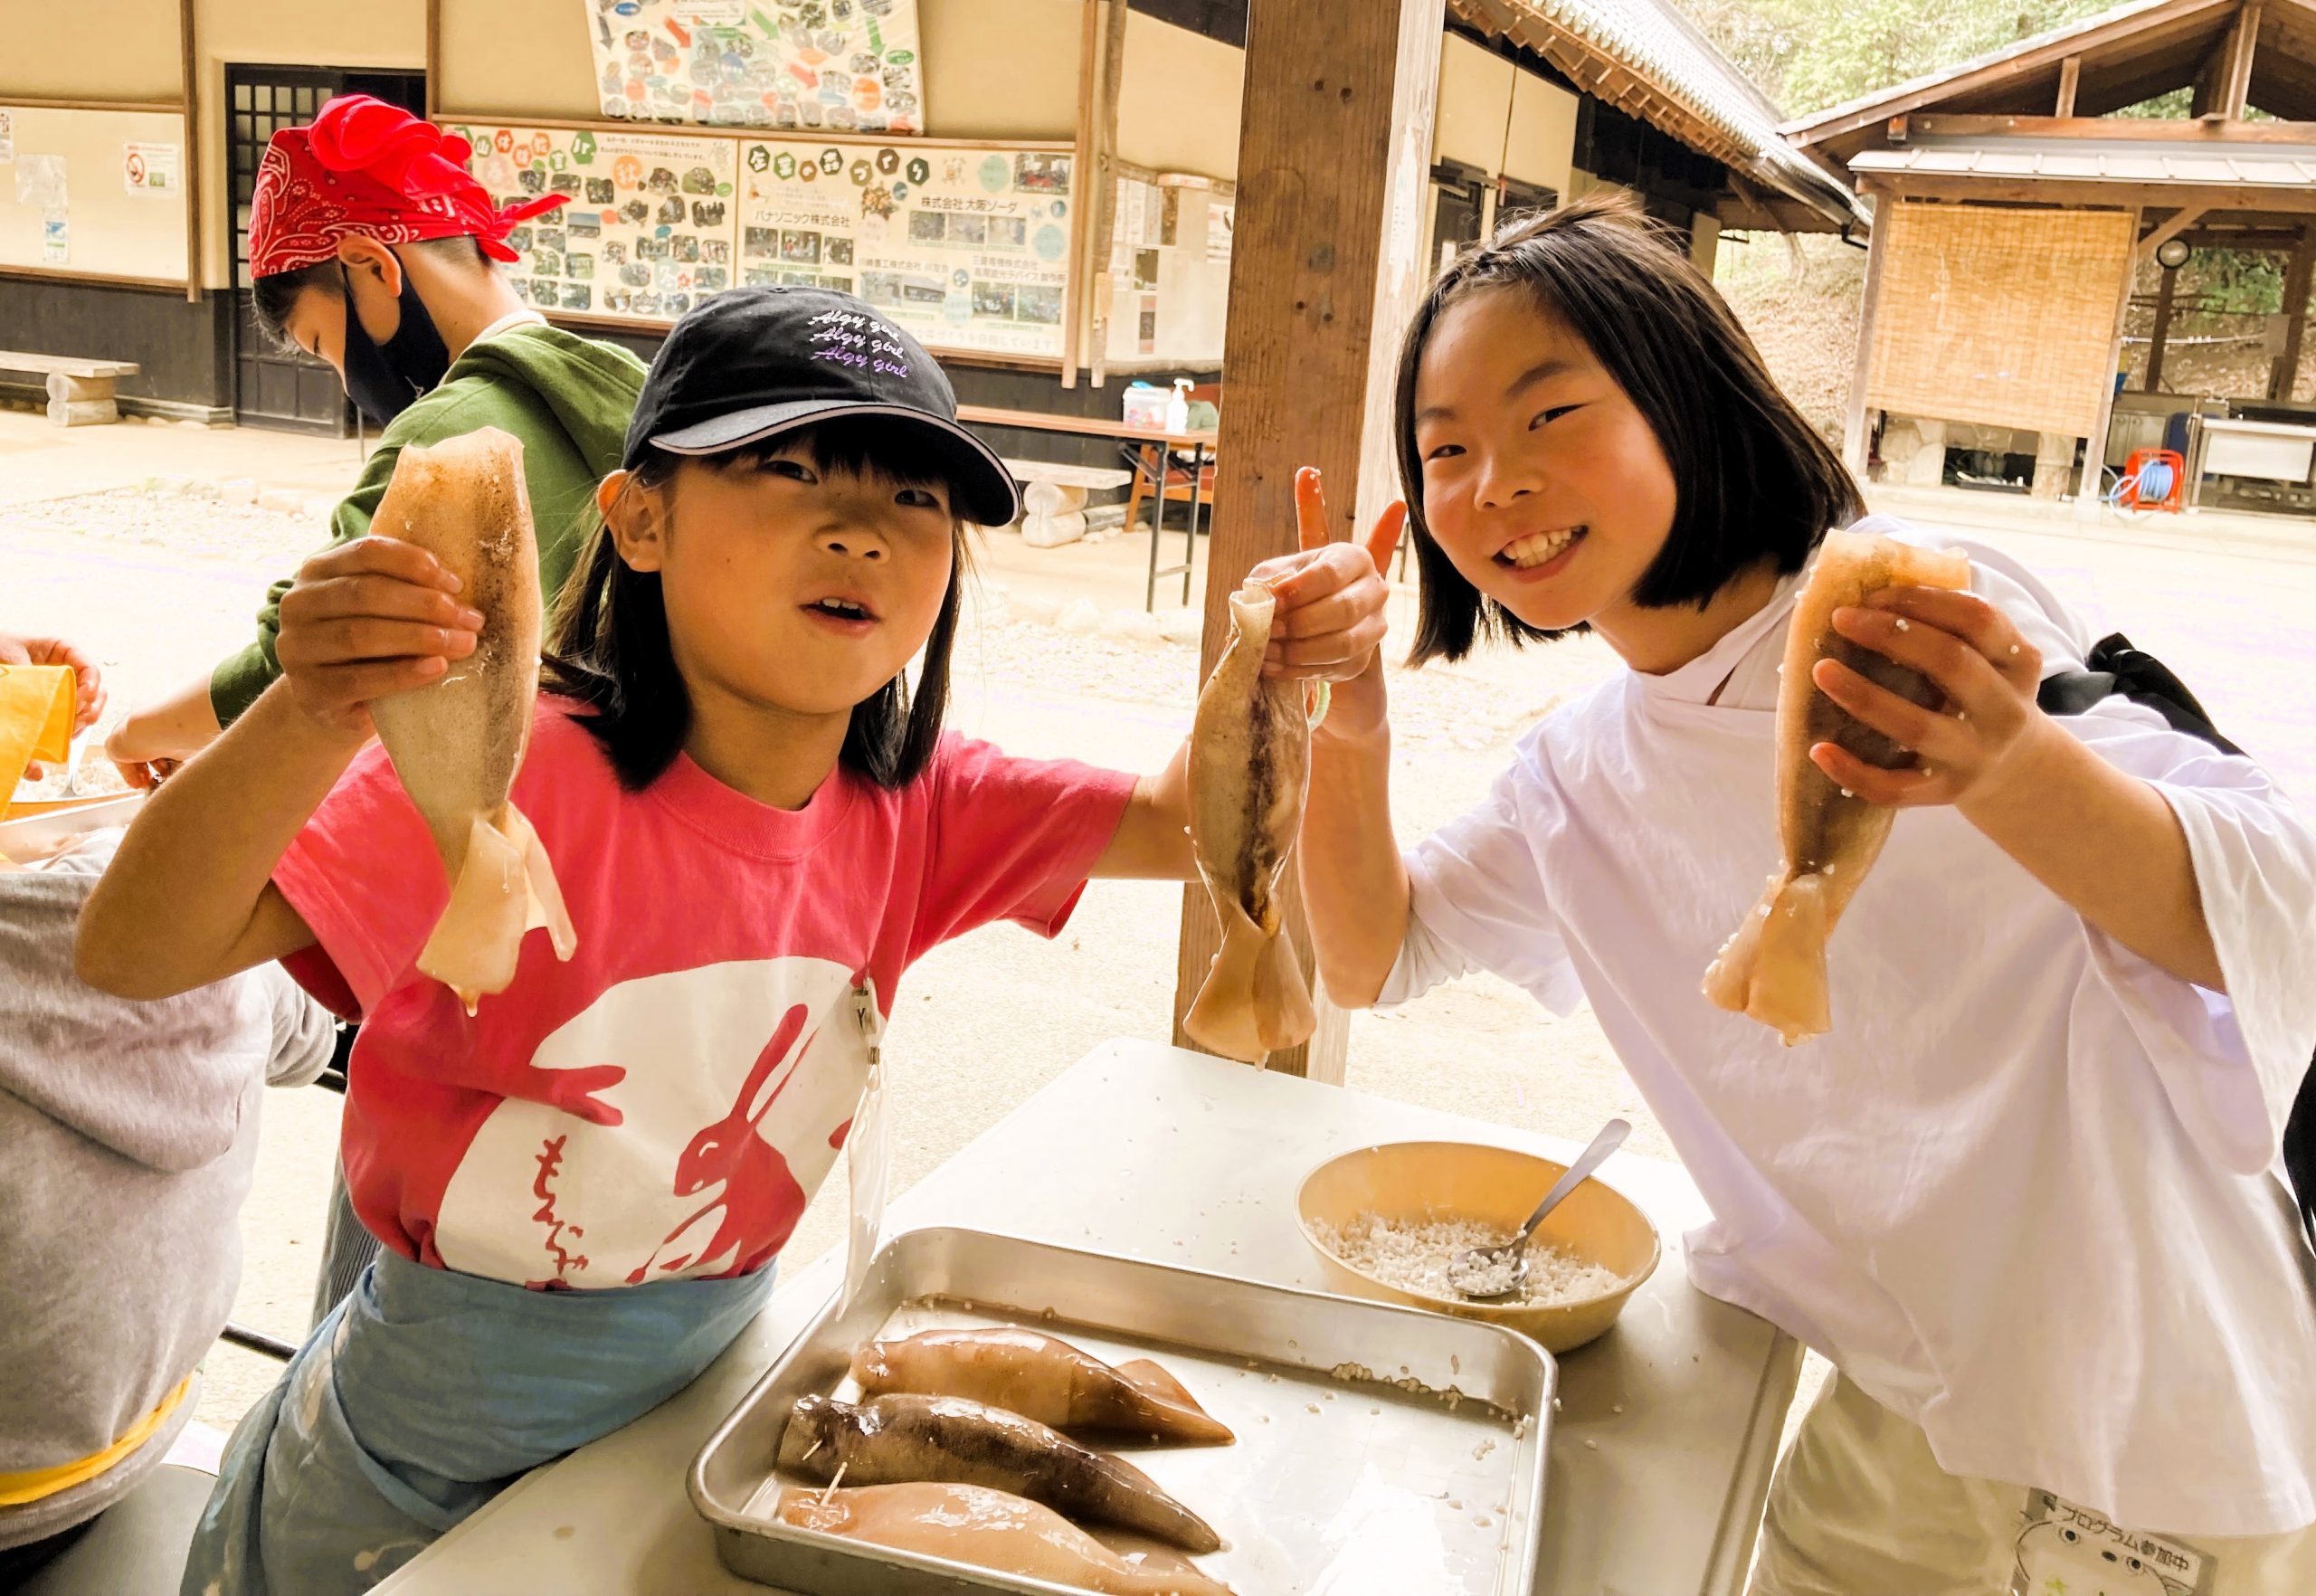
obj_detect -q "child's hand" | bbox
[0,632,104,778]
[1809,585,2058,811]
[274,537,482,737]
[1248,467,1405,716]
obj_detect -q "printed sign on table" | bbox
[452,123,739,324]
[738,138,1071,357]
[580,0,925,135]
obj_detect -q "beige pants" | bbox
[1749,1373,2316,1596]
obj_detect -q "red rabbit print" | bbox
[625,1002,816,1284]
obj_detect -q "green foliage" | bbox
[1675,0,2130,115]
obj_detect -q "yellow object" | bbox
[0,663,76,802]
[1296,1140,1661,1354]
[0,1374,192,1506]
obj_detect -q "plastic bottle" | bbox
[1164,377,1192,435]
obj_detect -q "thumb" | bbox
[1365,502,1408,575]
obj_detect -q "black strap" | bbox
[2038,634,2313,1247]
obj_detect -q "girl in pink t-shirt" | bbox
[78,287,1397,1596]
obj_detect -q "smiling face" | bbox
[1410,285,1679,640]
[607,434,957,732]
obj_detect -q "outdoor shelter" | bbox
[1787,0,2316,517]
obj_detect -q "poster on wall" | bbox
[0,110,14,164]
[451,122,739,324]
[737,138,1071,357]
[1105,173,1230,369]
[580,0,925,135]
[123,142,179,195]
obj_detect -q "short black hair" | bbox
[250,234,491,350]
[1395,190,1860,665]
[541,416,975,793]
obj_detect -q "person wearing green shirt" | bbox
[106,95,645,784]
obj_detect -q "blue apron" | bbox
[182,1248,774,1596]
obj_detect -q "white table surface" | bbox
[376,1040,1801,1596]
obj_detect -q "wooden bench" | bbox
[1001,455,1133,547]
[0,351,141,427]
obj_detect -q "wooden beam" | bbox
[1060,0,1101,390]
[2216,0,2264,119]
[1785,0,2235,146]
[1842,198,1893,474]
[2076,204,2143,524]
[426,0,441,119]
[179,0,201,304]
[1086,0,1128,388]
[1172,0,1445,1084]
[2137,204,2211,261]
[2146,262,2180,392]
[1903,111,2316,141]
[1865,172,2316,212]
[2055,54,2082,117]
[2273,223,2314,397]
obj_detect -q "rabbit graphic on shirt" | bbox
[432,956,870,1286]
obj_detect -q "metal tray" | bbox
[0,793,141,863]
[691,1226,1553,1596]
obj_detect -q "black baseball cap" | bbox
[623,284,1020,527]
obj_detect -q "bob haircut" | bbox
[542,415,973,793]
[1394,190,1860,665]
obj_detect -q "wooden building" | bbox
[1,0,1854,461]
[1787,0,2316,515]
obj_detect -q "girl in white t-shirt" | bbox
[1298,192,2316,1593]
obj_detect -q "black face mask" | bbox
[338,260,451,426]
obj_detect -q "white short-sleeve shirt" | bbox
[1384,518,2316,1536]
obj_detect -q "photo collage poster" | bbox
[738,138,1072,357]
[453,124,738,323]
[580,0,925,134]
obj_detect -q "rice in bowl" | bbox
[1312,1211,1624,1306]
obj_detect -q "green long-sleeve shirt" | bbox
[210,324,648,725]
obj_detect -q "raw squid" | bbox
[365,428,576,1012]
[779,1392,1220,1552]
[778,1482,1234,1596]
[1703,531,1972,1043]
[851,1329,1234,1446]
[1184,580,1320,1064]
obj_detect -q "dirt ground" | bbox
[5,407,2312,1457]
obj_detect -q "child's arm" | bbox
[1300,659,1410,1008]
[1811,587,2223,992]
[103,676,220,789]
[77,537,479,1000]
[1091,480,1400,883]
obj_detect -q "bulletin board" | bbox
[448,116,1074,360]
[1101,170,1230,370]
[445,121,740,322]
[577,0,928,133]
[736,137,1072,357]
[0,105,189,284]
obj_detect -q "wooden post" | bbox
[1842,190,1894,476]
[2146,264,2179,394]
[2075,206,2142,523]
[2202,0,2261,119]
[2055,54,2081,117]
[2272,223,2313,399]
[179,0,200,303]
[1085,0,1128,388]
[1171,0,1445,1083]
[1060,0,1101,389]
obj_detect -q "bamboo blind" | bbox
[1865,201,2136,439]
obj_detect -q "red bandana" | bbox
[248,95,565,280]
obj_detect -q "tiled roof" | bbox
[1455,0,1866,228]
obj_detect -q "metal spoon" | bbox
[1447,1118,1631,1303]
